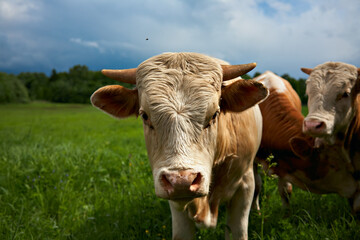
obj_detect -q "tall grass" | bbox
[0,102,359,239]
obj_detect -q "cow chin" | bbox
[152,166,211,201]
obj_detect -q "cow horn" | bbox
[301,67,313,75]
[222,63,257,81]
[101,68,137,84]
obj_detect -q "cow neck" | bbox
[344,95,360,158]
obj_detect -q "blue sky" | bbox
[1,0,359,78]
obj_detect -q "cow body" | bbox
[253,71,357,209]
[253,71,309,207]
[91,52,268,239]
[302,62,360,214]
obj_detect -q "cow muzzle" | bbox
[158,170,205,200]
[303,118,327,136]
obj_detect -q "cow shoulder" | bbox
[255,71,301,111]
[255,71,286,93]
[91,85,139,118]
[220,79,268,112]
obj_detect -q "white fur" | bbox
[255,71,287,93]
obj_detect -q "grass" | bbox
[0,102,359,240]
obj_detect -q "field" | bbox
[0,102,359,239]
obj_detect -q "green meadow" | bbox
[0,102,359,239]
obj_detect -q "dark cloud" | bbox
[0,0,359,77]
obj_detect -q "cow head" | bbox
[302,62,360,143]
[290,137,356,198]
[91,53,268,202]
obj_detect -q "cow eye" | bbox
[337,92,350,101]
[342,92,350,98]
[142,112,149,121]
[204,110,220,129]
[140,111,153,129]
[212,111,218,120]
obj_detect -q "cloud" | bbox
[70,38,104,53]
[192,0,360,75]
[0,0,359,77]
[0,0,41,22]
[268,0,292,12]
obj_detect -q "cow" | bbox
[301,62,360,214]
[252,71,308,208]
[90,52,269,240]
[252,71,358,212]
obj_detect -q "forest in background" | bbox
[0,65,307,104]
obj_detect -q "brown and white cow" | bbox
[302,62,360,214]
[253,71,308,208]
[253,71,358,212]
[91,53,268,240]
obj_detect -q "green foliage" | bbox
[0,73,30,103]
[18,72,49,100]
[14,65,133,104]
[241,74,252,80]
[0,103,359,239]
[253,72,262,78]
[1,65,309,104]
[281,74,308,105]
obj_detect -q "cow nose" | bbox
[161,170,202,196]
[303,119,326,134]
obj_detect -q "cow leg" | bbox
[225,169,255,240]
[278,177,292,208]
[252,162,262,211]
[169,201,196,240]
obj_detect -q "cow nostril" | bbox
[190,173,202,192]
[161,174,174,191]
[316,121,325,129]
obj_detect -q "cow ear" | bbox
[289,137,313,158]
[220,79,269,112]
[301,68,312,75]
[91,85,139,118]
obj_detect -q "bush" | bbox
[0,72,30,103]
[2,65,307,104]
[18,72,50,100]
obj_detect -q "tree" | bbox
[253,72,262,78]
[241,74,252,80]
[0,73,30,103]
[18,72,49,100]
[3,65,310,105]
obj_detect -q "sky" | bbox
[0,0,359,78]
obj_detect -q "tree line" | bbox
[0,65,307,104]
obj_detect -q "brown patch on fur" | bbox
[258,89,311,151]
[187,105,261,227]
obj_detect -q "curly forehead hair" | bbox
[135,52,224,155]
[307,62,358,85]
[136,52,226,91]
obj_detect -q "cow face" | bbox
[290,137,357,198]
[302,62,360,143]
[91,53,268,202]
